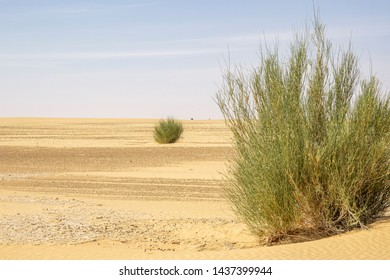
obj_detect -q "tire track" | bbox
[1,177,226,201]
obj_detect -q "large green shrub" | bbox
[216,17,390,243]
[153,117,183,144]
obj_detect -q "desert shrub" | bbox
[216,17,390,243]
[153,117,183,144]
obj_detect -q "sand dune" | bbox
[0,118,389,259]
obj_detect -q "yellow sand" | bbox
[0,118,389,259]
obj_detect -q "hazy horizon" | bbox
[1,0,389,119]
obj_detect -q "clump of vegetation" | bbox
[153,117,184,144]
[216,16,390,244]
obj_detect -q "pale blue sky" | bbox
[1,0,389,119]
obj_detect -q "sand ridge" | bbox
[0,118,389,259]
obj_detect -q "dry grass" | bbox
[216,16,390,243]
[153,117,184,144]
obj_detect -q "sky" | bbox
[1,0,389,119]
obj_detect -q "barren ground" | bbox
[0,118,389,259]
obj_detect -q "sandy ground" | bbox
[0,118,389,260]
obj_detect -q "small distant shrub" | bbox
[153,117,183,144]
[216,16,390,243]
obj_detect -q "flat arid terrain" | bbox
[0,118,389,259]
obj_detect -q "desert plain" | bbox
[0,118,389,260]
